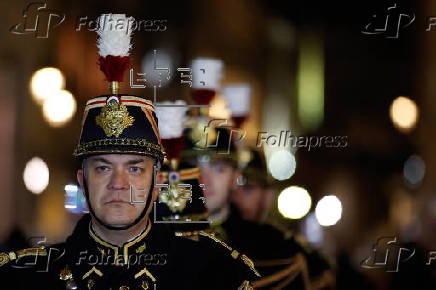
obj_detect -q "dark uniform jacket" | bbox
[0,214,258,289]
[210,205,334,290]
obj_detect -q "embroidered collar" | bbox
[88,219,152,265]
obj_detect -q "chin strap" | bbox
[81,163,156,231]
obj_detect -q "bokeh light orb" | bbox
[315,195,342,226]
[268,150,296,180]
[42,90,76,127]
[389,96,418,132]
[23,157,49,194]
[278,186,312,219]
[30,67,65,105]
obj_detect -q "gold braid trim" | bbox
[175,227,218,237]
[241,255,260,277]
[82,266,103,280]
[252,253,310,289]
[175,230,203,237]
[311,270,336,290]
[198,231,261,277]
[134,267,157,282]
[0,247,47,268]
[73,138,164,158]
[238,280,254,290]
[199,231,233,251]
[15,247,47,258]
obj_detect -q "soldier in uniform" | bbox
[0,14,259,290]
[198,128,335,289]
[233,148,336,289]
[156,160,211,238]
[153,101,211,239]
[231,148,275,224]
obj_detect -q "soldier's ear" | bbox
[261,188,276,214]
[156,171,164,184]
[151,168,164,201]
[77,169,84,188]
[230,168,241,190]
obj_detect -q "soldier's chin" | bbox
[105,218,134,227]
[99,212,137,227]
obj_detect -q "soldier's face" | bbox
[77,154,155,227]
[232,183,265,222]
[200,161,239,214]
[232,183,276,222]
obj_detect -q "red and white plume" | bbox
[155,101,188,162]
[97,14,134,84]
[222,84,251,128]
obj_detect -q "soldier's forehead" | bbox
[85,154,154,163]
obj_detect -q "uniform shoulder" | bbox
[172,231,259,289]
[0,242,66,270]
[0,246,48,268]
[197,231,261,278]
[0,244,69,290]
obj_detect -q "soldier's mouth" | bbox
[105,199,129,204]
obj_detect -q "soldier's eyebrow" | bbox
[89,157,112,165]
[125,158,146,165]
[87,157,147,166]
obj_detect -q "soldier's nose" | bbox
[199,166,208,180]
[108,169,130,190]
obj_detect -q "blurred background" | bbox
[0,0,435,289]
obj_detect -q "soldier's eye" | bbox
[212,164,225,173]
[95,166,110,172]
[129,167,144,173]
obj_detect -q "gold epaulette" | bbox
[198,231,261,277]
[0,247,47,267]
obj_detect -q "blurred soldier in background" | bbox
[199,127,336,289]
[232,148,275,224]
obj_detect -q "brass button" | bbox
[59,266,73,281]
[66,279,78,290]
[141,281,149,290]
[0,253,10,267]
[87,279,95,289]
